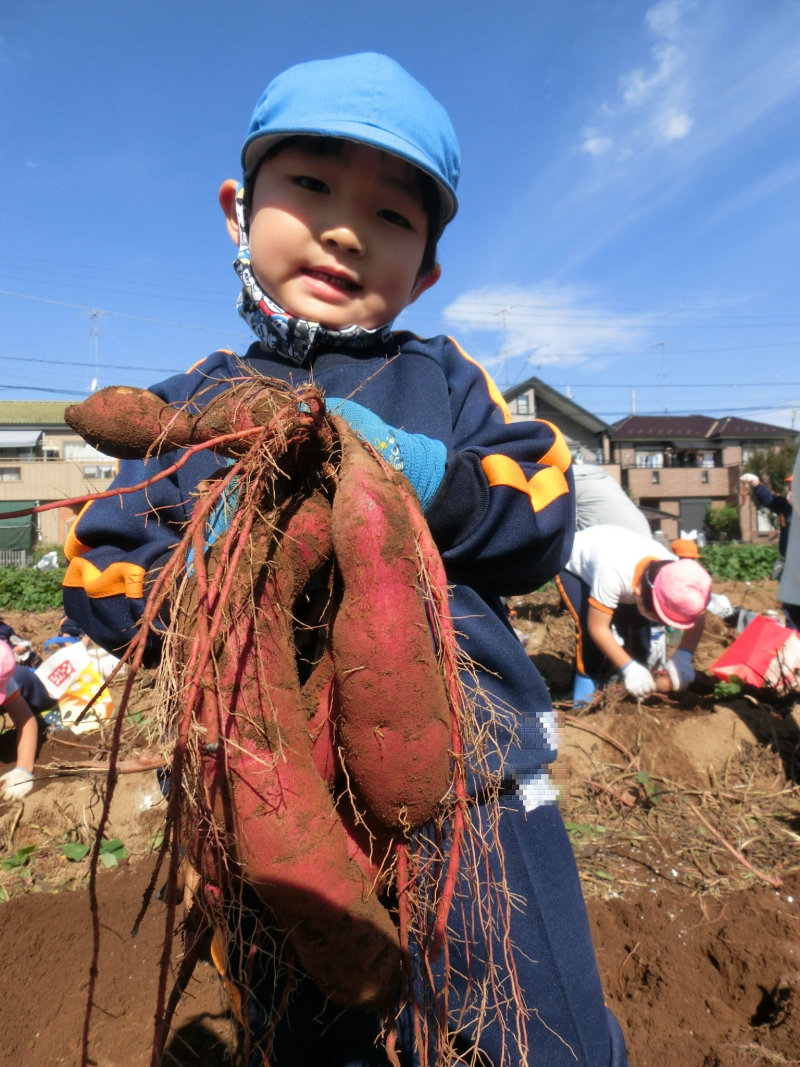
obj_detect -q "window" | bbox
[516,394,530,415]
[636,450,664,468]
[66,442,110,462]
[700,452,716,468]
[0,468,21,482]
[651,470,660,484]
[83,464,115,480]
[701,471,709,484]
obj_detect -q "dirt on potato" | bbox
[1,581,799,1066]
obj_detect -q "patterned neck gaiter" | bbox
[232,185,394,365]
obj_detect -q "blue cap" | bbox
[242,53,460,225]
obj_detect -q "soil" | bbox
[1,582,799,1066]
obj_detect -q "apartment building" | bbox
[502,378,795,543]
[0,400,115,558]
[609,415,794,541]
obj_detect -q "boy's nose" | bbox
[320,222,365,257]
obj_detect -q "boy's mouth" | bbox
[302,268,361,292]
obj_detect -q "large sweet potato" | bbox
[206,489,400,1009]
[328,417,452,831]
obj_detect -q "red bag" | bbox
[710,615,800,693]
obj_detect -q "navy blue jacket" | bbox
[754,483,792,556]
[63,334,574,778]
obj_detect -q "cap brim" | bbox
[242,123,457,225]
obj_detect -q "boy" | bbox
[63,54,629,1066]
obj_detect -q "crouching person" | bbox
[557,525,712,705]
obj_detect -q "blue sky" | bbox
[1,0,799,427]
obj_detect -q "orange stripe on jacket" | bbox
[64,501,93,561]
[448,337,512,424]
[481,454,570,512]
[63,558,146,600]
[536,420,572,474]
[555,575,585,675]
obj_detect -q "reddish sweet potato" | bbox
[207,490,400,1009]
[328,417,452,831]
[65,380,329,461]
[301,645,341,789]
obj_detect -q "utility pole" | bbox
[88,310,100,393]
[631,389,636,415]
[495,302,523,386]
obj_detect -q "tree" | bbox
[745,444,799,492]
[706,503,741,541]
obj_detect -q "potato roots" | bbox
[66,378,460,1017]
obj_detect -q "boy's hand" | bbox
[666,648,695,691]
[1,767,34,800]
[326,398,446,511]
[620,660,657,698]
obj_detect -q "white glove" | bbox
[666,648,695,691]
[0,766,34,801]
[707,593,734,619]
[620,660,657,698]
[740,473,760,487]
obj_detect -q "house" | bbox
[502,378,796,543]
[0,400,115,560]
[502,378,612,463]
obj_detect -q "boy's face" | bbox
[220,141,440,331]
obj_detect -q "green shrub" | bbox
[0,567,67,611]
[699,542,779,581]
[705,503,741,541]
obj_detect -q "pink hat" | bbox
[0,641,15,700]
[652,559,712,629]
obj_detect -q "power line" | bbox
[0,289,241,334]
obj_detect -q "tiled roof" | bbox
[611,414,793,441]
[710,416,790,438]
[0,401,70,427]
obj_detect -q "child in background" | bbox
[558,524,712,705]
[63,54,629,1066]
[0,640,37,800]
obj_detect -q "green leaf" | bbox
[99,851,119,868]
[595,870,614,881]
[147,831,164,851]
[61,842,91,863]
[1,845,37,871]
[635,771,652,785]
[99,838,124,855]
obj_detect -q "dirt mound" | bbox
[0,860,235,1066]
[2,583,799,1066]
[589,874,800,1066]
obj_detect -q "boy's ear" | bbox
[219,179,241,245]
[408,263,442,306]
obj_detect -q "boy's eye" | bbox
[378,208,413,230]
[293,175,330,194]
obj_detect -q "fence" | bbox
[0,550,29,568]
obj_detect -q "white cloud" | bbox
[662,111,693,140]
[646,0,689,40]
[580,129,613,155]
[441,283,650,370]
[620,43,682,107]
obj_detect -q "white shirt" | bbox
[566,525,675,613]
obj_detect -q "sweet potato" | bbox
[207,489,400,1009]
[328,417,452,831]
[65,380,329,461]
